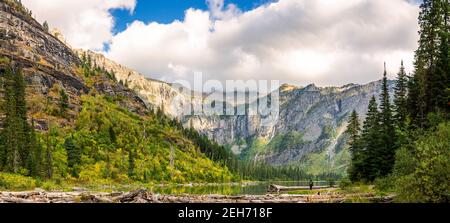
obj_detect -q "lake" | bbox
[152,181,331,195]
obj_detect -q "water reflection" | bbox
[152,181,330,195]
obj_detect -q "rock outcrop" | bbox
[80,45,394,172]
[0,0,150,122]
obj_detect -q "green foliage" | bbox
[298,145,349,178]
[0,172,36,191]
[394,61,408,128]
[408,0,450,127]
[59,88,69,116]
[266,131,305,152]
[347,66,399,183]
[378,66,398,176]
[345,110,361,154]
[392,122,450,203]
[348,97,381,182]
[0,64,42,176]
[69,95,233,184]
[64,136,81,177]
[339,177,352,190]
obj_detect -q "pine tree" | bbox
[394,61,409,127]
[2,65,19,172]
[359,96,382,182]
[45,127,58,179]
[379,63,397,177]
[409,0,449,126]
[59,88,69,116]
[407,71,421,127]
[64,136,81,177]
[27,120,42,177]
[0,64,41,175]
[432,0,450,113]
[345,110,361,151]
[13,66,32,172]
[345,110,362,182]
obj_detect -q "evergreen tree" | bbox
[379,63,397,177]
[128,147,135,178]
[409,0,449,126]
[359,96,382,182]
[345,110,361,151]
[432,0,450,113]
[2,65,19,172]
[394,61,409,127]
[44,127,58,179]
[64,136,81,177]
[27,120,42,177]
[14,66,30,171]
[59,88,69,116]
[345,110,362,182]
[406,71,421,127]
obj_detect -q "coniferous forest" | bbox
[345,0,449,203]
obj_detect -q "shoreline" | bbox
[0,189,395,203]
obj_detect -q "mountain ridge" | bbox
[76,46,394,176]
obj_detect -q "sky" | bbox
[21,0,421,88]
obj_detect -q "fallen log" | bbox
[268,184,332,193]
[112,189,148,203]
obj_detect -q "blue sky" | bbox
[23,0,421,86]
[111,0,274,34]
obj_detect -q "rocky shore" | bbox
[0,189,395,203]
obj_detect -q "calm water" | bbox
[152,181,330,195]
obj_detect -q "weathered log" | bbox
[268,184,331,193]
[112,189,148,203]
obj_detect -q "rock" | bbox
[76,48,394,169]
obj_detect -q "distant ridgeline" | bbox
[0,0,311,190]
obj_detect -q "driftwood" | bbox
[112,189,148,203]
[0,189,394,203]
[268,184,332,193]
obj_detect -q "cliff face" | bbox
[80,46,394,174]
[186,81,394,168]
[0,1,85,93]
[74,49,196,116]
[0,0,148,127]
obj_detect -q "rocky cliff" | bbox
[79,45,394,175]
[0,0,148,128]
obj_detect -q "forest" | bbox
[345,0,449,203]
[0,52,313,191]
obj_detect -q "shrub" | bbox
[0,173,37,191]
[374,176,395,193]
[339,177,352,189]
[393,122,450,203]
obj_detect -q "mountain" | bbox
[0,0,233,184]
[1,0,394,177]
[77,49,394,176]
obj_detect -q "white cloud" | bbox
[22,0,136,51]
[23,0,420,87]
[106,0,420,87]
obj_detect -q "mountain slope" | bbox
[75,37,395,177]
[0,0,233,185]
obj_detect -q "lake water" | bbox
[152,181,331,195]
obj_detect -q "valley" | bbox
[0,0,448,205]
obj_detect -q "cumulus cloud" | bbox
[23,0,420,87]
[105,0,419,87]
[22,0,136,51]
